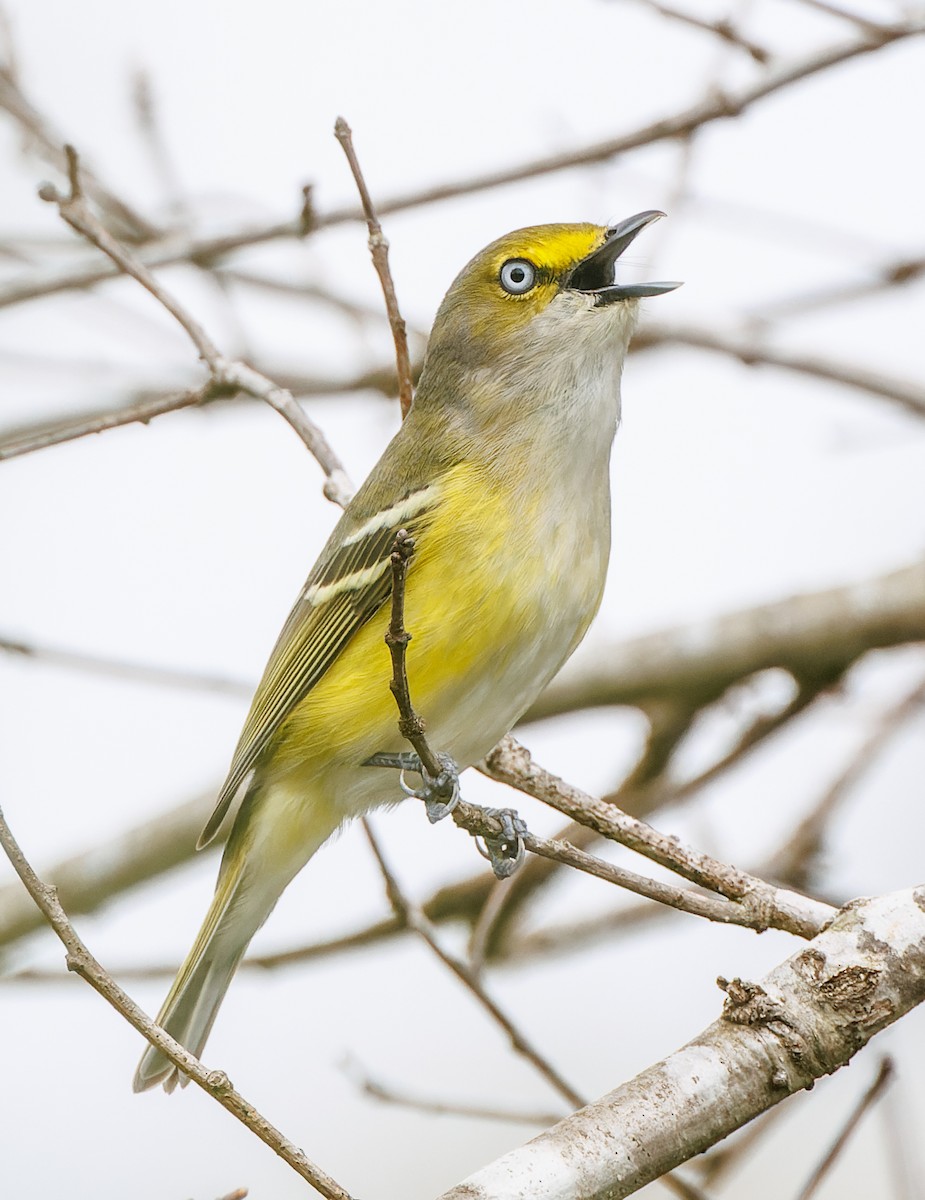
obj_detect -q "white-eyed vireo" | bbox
[134,212,679,1092]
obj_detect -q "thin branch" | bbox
[382,529,443,779]
[1,29,919,315]
[38,146,222,368]
[36,146,354,506]
[0,356,418,462]
[749,254,925,321]
[362,819,586,1111]
[473,678,827,959]
[483,736,835,938]
[0,634,252,696]
[795,1058,895,1200]
[0,382,221,461]
[765,673,925,887]
[628,0,772,62]
[355,1068,563,1127]
[334,117,414,418]
[0,64,158,241]
[634,322,925,419]
[0,804,354,1200]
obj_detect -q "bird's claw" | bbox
[476,807,527,879]
[364,750,460,822]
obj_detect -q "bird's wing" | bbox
[197,482,442,848]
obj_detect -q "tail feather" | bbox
[133,859,255,1094]
[133,779,340,1093]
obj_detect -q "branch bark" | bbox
[437,887,925,1200]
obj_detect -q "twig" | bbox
[362,819,586,1110]
[749,254,925,321]
[334,117,414,418]
[634,323,925,420]
[469,679,823,959]
[0,804,354,1200]
[36,146,354,506]
[0,382,222,461]
[0,356,419,462]
[483,736,835,938]
[346,1058,563,1127]
[629,0,771,62]
[794,1058,895,1200]
[794,0,892,36]
[765,673,925,887]
[382,529,443,778]
[0,634,252,696]
[0,64,158,241]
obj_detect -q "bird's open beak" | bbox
[568,211,681,303]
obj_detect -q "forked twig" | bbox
[37,145,353,506]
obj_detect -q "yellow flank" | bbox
[269,459,532,780]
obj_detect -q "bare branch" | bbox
[483,736,835,938]
[437,889,925,1200]
[765,673,925,888]
[627,0,772,63]
[1,30,919,315]
[334,117,414,418]
[0,356,419,463]
[0,803,354,1200]
[530,558,925,718]
[35,145,354,505]
[0,64,158,240]
[635,322,925,419]
[0,382,220,461]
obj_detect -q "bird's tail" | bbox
[132,842,267,1094]
[133,777,342,1093]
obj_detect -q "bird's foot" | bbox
[476,807,527,879]
[363,750,460,823]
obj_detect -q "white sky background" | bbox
[0,1,924,1198]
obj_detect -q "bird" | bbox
[133,212,679,1092]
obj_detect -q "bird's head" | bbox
[419,212,680,404]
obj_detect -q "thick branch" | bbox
[437,887,925,1200]
[530,559,925,719]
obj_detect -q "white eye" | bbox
[499,259,537,295]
